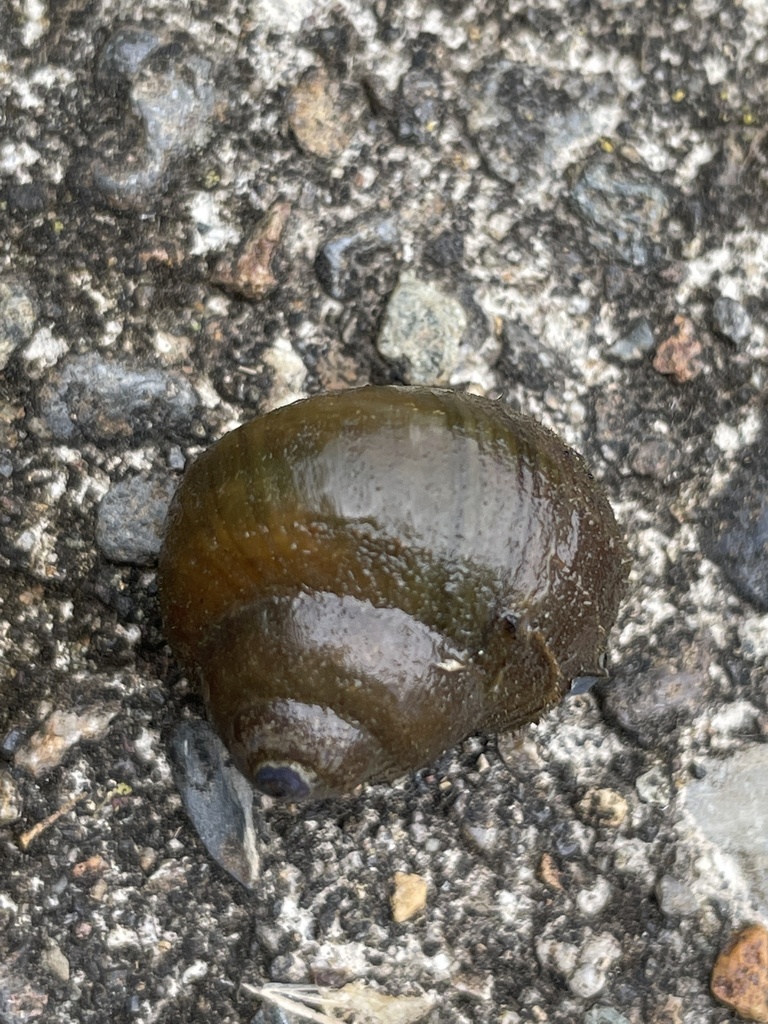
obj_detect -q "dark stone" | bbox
[702,448,768,610]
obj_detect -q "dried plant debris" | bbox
[243,982,435,1024]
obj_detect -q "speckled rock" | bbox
[96,473,177,565]
[287,66,361,158]
[376,272,466,384]
[711,924,768,1023]
[652,315,704,383]
[39,354,199,444]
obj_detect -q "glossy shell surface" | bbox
[159,386,629,800]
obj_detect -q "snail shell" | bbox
[159,386,629,801]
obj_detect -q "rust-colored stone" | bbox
[652,315,704,383]
[211,203,290,300]
[711,923,768,1022]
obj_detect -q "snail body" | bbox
[159,386,629,800]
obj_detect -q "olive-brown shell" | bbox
[159,386,629,800]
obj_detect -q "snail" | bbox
[159,386,629,801]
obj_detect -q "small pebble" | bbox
[711,924,768,1022]
[287,66,360,159]
[39,354,199,444]
[14,706,118,777]
[377,273,466,384]
[713,296,752,345]
[652,316,704,383]
[391,871,428,923]
[607,318,654,363]
[96,474,177,565]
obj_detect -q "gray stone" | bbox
[96,473,177,565]
[608,318,655,363]
[39,354,199,444]
[703,449,768,610]
[683,745,768,910]
[656,874,699,918]
[713,296,752,345]
[91,25,216,207]
[377,273,466,385]
[171,720,261,890]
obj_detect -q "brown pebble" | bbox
[287,66,359,158]
[537,852,564,891]
[652,315,704,383]
[210,202,291,301]
[72,854,109,880]
[391,871,428,923]
[711,923,768,1022]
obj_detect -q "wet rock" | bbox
[607,318,655,364]
[395,62,443,145]
[0,275,38,371]
[39,354,199,444]
[652,315,704,383]
[96,473,177,565]
[91,25,216,208]
[315,217,400,301]
[703,452,768,611]
[713,296,752,345]
[377,272,466,384]
[287,66,361,159]
[211,202,291,300]
[601,666,706,742]
[15,706,118,777]
[571,157,670,267]
[466,61,619,199]
[390,871,428,923]
[684,745,768,912]
[171,720,261,889]
[711,924,768,1023]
